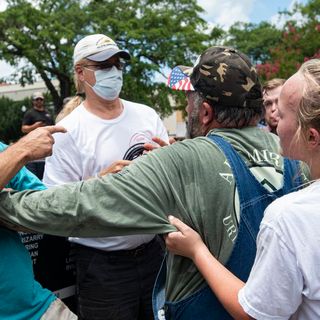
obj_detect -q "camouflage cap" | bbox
[168,46,263,108]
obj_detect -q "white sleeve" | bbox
[238,222,303,320]
[43,132,83,187]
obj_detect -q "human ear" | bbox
[201,102,214,125]
[307,128,320,148]
[75,65,85,82]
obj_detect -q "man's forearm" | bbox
[0,144,29,189]
[21,123,38,134]
[0,126,66,190]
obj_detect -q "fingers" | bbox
[152,137,169,147]
[112,160,131,172]
[115,161,131,172]
[112,164,127,173]
[118,160,131,166]
[169,137,176,144]
[143,143,156,151]
[99,160,132,176]
[44,125,67,134]
[144,137,176,152]
[168,215,190,234]
[165,230,183,241]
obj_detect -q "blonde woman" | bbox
[166,59,320,319]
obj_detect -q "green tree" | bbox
[0,0,219,116]
[0,97,29,143]
[225,21,282,64]
[223,0,320,82]
[242,0,320,81]
[0,0,88,112]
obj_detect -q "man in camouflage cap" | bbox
[168,46,263,138]
[191,47,261,106]
[0,47,306,320]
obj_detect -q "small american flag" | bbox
[167,66,194,91]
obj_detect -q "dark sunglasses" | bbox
[84,59,126,71]
[34,98,44,101]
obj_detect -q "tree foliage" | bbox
[225,21,282,64]
[0,96,30,143]
[0,0,218,116]
[265,0,320,80]
[0,0,87,112]
[225,0,320,82]
[2,0,318,120]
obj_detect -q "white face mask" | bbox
[85,66,123,101]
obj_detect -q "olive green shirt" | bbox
[0,127,309,301]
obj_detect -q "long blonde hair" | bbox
[55,59,87,123]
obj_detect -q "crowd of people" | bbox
[0,32,319,320]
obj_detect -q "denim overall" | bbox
[153,134,302,320]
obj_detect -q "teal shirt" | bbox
[0,142,55,319]
[0,128,310,301]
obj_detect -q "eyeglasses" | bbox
[34,98,44,101]
[84,59,126,71]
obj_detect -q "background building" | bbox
[0,80,186,138]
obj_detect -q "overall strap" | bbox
[207,134,302,202]
[207,134,272,202]
[207,134,302,244]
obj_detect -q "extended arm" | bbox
[0,145,179,237]
[21,121,45,134]
[0,126,66,189]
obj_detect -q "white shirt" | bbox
[43,99,169,250]
[238,180,320,320]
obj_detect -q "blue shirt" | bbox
[0,142,55,319]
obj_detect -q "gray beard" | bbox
[186,114,203,139]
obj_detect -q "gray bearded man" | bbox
[0,46,308,320]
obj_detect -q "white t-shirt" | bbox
[238,180,320,320]
[43,99,169,250]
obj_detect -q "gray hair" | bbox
[193,91,263,127]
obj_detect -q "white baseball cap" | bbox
[73,34,131,65]
[32,91,44,100]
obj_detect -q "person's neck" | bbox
[204,118,259,134]
[268,125,278,135]
[34,106,44,112]
[83,96,123,120]
[309,156,320,181]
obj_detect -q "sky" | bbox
[0,0,308,78]
[198,0,307,29]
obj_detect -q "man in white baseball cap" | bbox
[43,34,169,320]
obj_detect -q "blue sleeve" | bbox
[0,142,46,191]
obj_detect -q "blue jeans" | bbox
[75,237,164,320]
